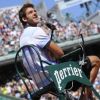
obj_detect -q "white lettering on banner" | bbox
[54,66,83,90]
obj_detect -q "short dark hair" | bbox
[19,3,34,27]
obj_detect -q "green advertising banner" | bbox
[0,93,22,100]
[47,61,92,93]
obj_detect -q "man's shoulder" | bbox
[22,27,40,34]
[25,26,41,30]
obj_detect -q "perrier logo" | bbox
[54,64,83,90]
[48,61,92,92]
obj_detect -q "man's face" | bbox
[24,7,39,26]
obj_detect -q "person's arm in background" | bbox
[47,41,64,59]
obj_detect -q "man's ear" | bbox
[22,17,27,23]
